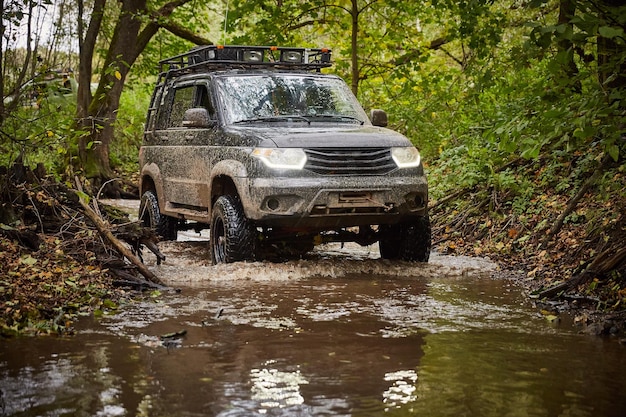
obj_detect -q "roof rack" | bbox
[159,45,332,75]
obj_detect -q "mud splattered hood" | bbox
[224,124,412,148]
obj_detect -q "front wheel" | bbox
[210,195,257,264]
[139,190,178,241]
[379,215,431,262]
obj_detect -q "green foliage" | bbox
[214,0,626,220]
[2,0,625,197]
[0,74,149,180]
[110,82,153,175]
[0,94,77,177]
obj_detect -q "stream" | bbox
[1,200,625,416]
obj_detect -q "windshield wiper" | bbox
[234,115,311,125]
[309,114,365,125]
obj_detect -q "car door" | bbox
[156,81,217,212]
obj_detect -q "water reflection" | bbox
[2,270,626,416]
[0,339,134,416]
[249,361,308,412]
[383,369,418,410]
[409,330,624,417]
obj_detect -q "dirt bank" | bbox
[1,166,625,337]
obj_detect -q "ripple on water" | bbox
[144,241,497,287]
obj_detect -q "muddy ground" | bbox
[0,184,624,338]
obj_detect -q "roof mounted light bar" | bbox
[159,45,332,74]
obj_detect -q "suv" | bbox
[139,45,430,264]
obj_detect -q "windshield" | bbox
[215,74,369,125]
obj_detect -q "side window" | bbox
[155,87,171,130]
[197,84,216,120]
[168,86,195,128]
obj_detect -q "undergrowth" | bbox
[428,149,626,317]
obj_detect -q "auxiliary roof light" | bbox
[280,49,304,63]
[242,49,264,62]
[163,45,333,73]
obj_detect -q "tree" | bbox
[525,0,626,161]
[0,0,39,123]
[596,0,626,97]
[225,0,502,96]
[75,0,213,185]
[225,0,428,95]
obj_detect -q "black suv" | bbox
[139,45,430,263]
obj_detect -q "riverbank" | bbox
[0,171,156,336]
[429,157,626,338]
[0,235,126,335]
[1,166,625,337]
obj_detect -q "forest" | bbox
[0,0,625,335]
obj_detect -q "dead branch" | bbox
[73,181,164,286]
[541,155,611,248]
[113,222,166,265]
[429,188,471,212]
[110,268,167,290]
[538,244,626,299]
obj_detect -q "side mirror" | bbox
[182,108,214,128]
[370,109,388,127]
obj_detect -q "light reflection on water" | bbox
[2,248,626,416]
[383,369,418,410]
[250,361,308,411]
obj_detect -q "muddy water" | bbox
[2,208,626,416]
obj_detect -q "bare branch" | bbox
[157,19,213,45]
[393,37,450,66]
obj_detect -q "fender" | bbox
[139,162,168,213]
[210,159,248,179]
[209,159,254,217]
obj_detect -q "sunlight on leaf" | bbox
[20,255,37,266]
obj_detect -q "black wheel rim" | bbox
[212,216,226,262]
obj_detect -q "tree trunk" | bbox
[557,0,580,92]
[2,0,35,118]
[597,1,626,98]
[350,0,359,96]
[75,0,210,186]
[77,0,106,125]
[0,0,5,123]
[78,0,146,180]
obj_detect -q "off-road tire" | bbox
[139,190,178,241]
[378,224,401,259]
[210,195,257,264]
[379,215,431,262]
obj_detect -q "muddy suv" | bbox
[139,45,430,263]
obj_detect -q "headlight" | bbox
[391,147,421,168]
[251,148,307,170]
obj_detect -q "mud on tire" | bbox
[139,190,178,241]
[379,214,431,262]
[210,195,257,264]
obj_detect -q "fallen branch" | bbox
[113,222,166,265]
[541,155,611,248]
[538,244,626,299]
[110,268,167,290]
[429,188,471,211]
[74,181,165,286]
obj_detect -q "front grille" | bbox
[304,148,397,176]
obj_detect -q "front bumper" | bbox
[240,175,428,229]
